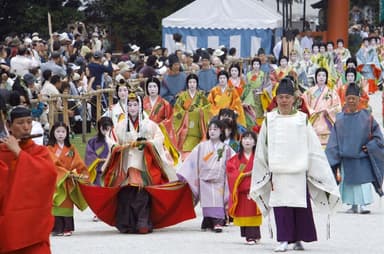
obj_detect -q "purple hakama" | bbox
[273,192,317,243]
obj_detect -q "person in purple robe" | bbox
[85,116,114,186]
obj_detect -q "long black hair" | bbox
[145,77,161,96]
[47,121,71,147]
[206,119,226,142]
[315,67,328,84]
[238,131,257,160]
[97,116,113,141]
[221,118,236,140]
[186,73,199,90]
[345,67,357,82]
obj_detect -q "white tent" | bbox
[162,0,283,57]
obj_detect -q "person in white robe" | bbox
[249,77,340,252]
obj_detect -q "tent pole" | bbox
[282,0,286,29]
[303,0,307,31]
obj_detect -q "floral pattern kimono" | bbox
[177,140,235,219]
[173,90,211,155]
[303,85,342,146]
[243,70,265,126]
[48,144,89,217]
[207,85,246,126]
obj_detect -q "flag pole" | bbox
[48,12,53,52]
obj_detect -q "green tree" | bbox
[84,0,194,51]
[0,0,84,39]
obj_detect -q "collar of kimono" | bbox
[277,108,297,115]
[129,116,139,130]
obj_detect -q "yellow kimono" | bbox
[207,85,246,126]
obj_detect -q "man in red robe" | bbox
[0,107,57,254]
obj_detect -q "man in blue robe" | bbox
[326,82,384,214]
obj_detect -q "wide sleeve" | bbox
[325,122,341,169]
[307,123,341,213]
[226,155,240,194]
[71,146,89,178]
[177,144,201,202]
[230,90,246,126]
[249,120,272,215]
[84,138,98,167]
[0,145,57,253]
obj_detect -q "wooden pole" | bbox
[109,90,114,108]
[96,85,101,128]
[327,0,350,47]
[81,99,87,143]
[48,100,55,129]
[62,91,69,127]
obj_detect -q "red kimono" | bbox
[143,96,173,124]
[0,140,57,254]
[226,152,262,226]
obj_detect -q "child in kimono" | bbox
[177,119,235,233]
[48,122,89,236]
[85,116,114,186]
[227,131,262,245]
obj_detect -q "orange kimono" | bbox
[143,96,173,124]
[228,78,246,97]
[0,140,57,254]
[207,85,246,126]
[48,144,89,218]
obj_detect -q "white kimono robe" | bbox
[177,140,235,210]
[107,115,177,182]
[250,111,340,215]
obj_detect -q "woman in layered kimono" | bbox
[102,92,178,234]
[227,63,245,96]
[243,58,265,126]
[208,70,246,126]
[104,82,129,127]
[48,122,89,236]
[226,131,262,245]
[303,68,342,146]
[143,77,173,124]
[270,56,293,88]
[177,119,235,233]
[173,73,211,159]
[143,77,179,165]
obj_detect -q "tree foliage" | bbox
[84,0,194,51]
[0,0,84,39]
[0,0,380,51]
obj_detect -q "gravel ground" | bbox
[51,92,384,254]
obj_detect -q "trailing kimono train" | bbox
[81,93,196,232]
